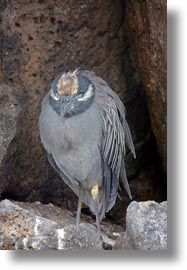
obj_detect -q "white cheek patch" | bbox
[50,88,60,101]
[77,84,93,101]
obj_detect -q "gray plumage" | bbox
[39,70,135,223]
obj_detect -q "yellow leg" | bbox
[91,183,99,200]
[91,183,101,237]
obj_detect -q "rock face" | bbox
[125,0,167,172]
[123,201,167,250]
[0,84,20,194]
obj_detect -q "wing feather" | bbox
[80,70,135,213]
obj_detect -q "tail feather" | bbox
[120,159,132,200]
[124,120,136,159]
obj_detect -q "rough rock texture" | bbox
[123,201,167,250]
[0,0,159,201]
[0,199,167,250]
[0,199,125,250]
[125,0,167,172]
[16,224,103,250]
[0,84,20,194]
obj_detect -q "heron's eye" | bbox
[50,88,60,101]
[76,93,84,99]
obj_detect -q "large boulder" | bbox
[123,201,167,250]
[124,0,167,172]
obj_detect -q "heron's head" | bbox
[49,69,95,117]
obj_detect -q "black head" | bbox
[49,70,95,117]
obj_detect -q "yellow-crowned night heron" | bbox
[39,70,136,234]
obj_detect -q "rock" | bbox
[0,199,168,250]
[16,224,103,250]
[56,224,103,250]
[0,199,59,250]
[16,236,59,250]
[123,201,167,250]
[0,199,123,250]
[125,0,167,172]
[0,84,20,194]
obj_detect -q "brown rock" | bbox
[125,0,167,172]
[0,84,20,194]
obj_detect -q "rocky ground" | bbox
[0,0,167,250]
[0,199,167,250]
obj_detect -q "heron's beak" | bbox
[60,96,71,117]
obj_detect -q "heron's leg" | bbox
[91,183,101,236]
[94,201,101,236]
[76,196,82,229]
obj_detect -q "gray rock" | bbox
[16,224,103,250]
[57,224,103,250]
[15,236,59,250]
[0,199,120,250]
[0,199,167,250]
[123,201,167,250]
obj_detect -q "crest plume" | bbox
[57,70,79,95]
